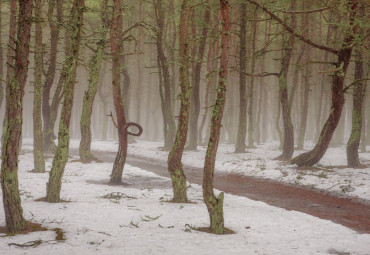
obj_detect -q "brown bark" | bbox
[291,1,359,167]
[0,1,4,109]
[203,0,230,235]
[1,0,33,233]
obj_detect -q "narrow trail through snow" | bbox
[85,150,370,234]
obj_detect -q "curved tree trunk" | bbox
[33,0,46,173]
[203,0,230,235]
[1,0,32,233]
[167,0,191,203]
[291,0,358,167]
[46,0,85,202]
[235,2,247,153]
[79,0,109,162]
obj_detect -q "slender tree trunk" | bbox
[275,3,296,161]
[1,0,33,233]
[167,0,191,203]
[79,0,108,162]
[33,0,46,173]
[42,0,62,153]
[346,31,365,168]
[203,0,230,235]
[187,1,210,150]
[46,0,85,202]
[155,0,176,150]
[291,1,359,167]
[235,2,247,153]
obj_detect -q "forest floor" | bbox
[0,139,368,254]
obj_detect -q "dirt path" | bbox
[91,150,370,234]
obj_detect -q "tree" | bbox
[154,0,176,150]
[0,1,4,110]
[33,0,46,173]
[202,0,230,235]
[235,2,248,153]
[291,0,360,166]
[42,0,63,153]
[167,0,192,203]
[109,0,143,184]
[187,0,210,150]
[79,0,109,163]
[1,0,33,233]
[46,0,85,202]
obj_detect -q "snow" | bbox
[1,140,370,254]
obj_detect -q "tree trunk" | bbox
[187,1,210,150]
[0,1,4,110]
[155,0,176,150]
[79,0,108,162]
[291,1,358,167]
[203,0,230,235]
[346,37,365,167]
[46,0,85,202]
[167,0,191,203]
[1,0,33,233]
[33,0,46,173]
[42,0,62,153]
[235,2,247,153]
[275,3,296,161]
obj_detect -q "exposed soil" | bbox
[91,150,370,234]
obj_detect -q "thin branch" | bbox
[108,111,118,128]
[244,0,339,55]
[272,6,330,14]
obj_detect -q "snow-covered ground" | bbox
[1,148,370,254]
[66,139,370,202]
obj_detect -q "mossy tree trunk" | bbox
[203,0,230,235]
[235,2,247,153]
[154,0,176,150]
[346,24,366,168]
[187,1,209,150]
[79,0,109,162]
[275,2,296,161]
[42,0,62,153]
[1,0,33,233]
[33,0,46,173]
[167,0,192,203]
[46,0,85,203]
[1,0,17,145]
[291,1,359,167]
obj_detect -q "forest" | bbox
[0,0,369,254]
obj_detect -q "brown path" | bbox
[92,150,370,234]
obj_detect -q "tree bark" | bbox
[187,1,210,150]
[203,0,230,235]
[33,0,46,173]
[235,2,247,153]
[42,0,62,153]
[346,5,366,168]
[167,0,191,203]
[1,0,33,233]
[291,1,359,167]
[79,0,109,162]
[0,1,4,110]
[46,0,85,202]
